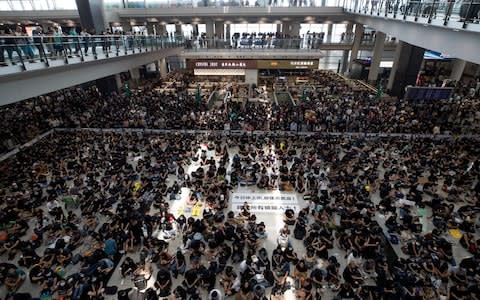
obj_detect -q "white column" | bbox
[159,58,168,79]
[367,31,386,83]
[225,24,231,41]
[449,59,467,82]
[326,23,333,42]
[347,24,364,73]
[387,41,404,90]
[115,73,123,90]
[130,67,140,80]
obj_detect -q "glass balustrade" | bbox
[0,35,184,71]
[182,36,396,50]
[344,0,480,27]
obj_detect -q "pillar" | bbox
[276,24,282,36]
[449,59,467,82]
[341,50,349,74]
[159,58,168,79]
[290,23,300,37]
[347,24,364,73]
[387,41,425,98]
[206,21,215,39]
[215,22,224,40]
[282,22,292,36]
[345,23,354,42]
[225,24,231,41]
[130,67,141,85]
[115,74,123,90]
[75,0,105,34]
[193,24,199,37]
[367,31,386,83]
[326,23,333,42]
[175,24,182,38]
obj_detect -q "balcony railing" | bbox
[344,0,480,28]
[0,35,184,72]
[104,0,346,9]
[183,36,396,51]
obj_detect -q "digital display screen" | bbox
[405,87,454,101]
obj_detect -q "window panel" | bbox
[0,1,12,11]
[54,0,77,9]
[32,0,51,10]
[127,0,145,8]
[10,1,25,10]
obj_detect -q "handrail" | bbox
[184,37,397,51]
[344,0,480,29]
[0,35,185,71]
[355,80,378,93]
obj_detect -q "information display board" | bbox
[404,87,454,101]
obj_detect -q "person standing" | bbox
[14,25,35,62]
[32,26,45,62]
[80,28,90,55]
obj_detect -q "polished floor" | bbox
[1,135,476,300]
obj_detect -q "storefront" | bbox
[187,59,257,83]
[257,59,319,86]
[187,59,320,85]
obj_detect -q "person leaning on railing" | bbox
[14,25,35,62]
[32,26,45,62]
[80,28,91,55]
[0,29,7,66]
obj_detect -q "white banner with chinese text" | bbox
[231,192,301,213]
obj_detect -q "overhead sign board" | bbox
[187,59,257,69]
[257,60,319,69]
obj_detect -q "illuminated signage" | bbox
[189,60,255,69]
[257,60,319,69]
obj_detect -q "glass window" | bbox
[145,0,170,8]
[0,1,12,11]
[54,0,77,9]
[10,0,24,10]
[105,0,124,8]
[197,24,206,35]
[21,0,34,9]
[166,24,176,35]
[127,0,145,8]
[182,24,193,39]
[32,0,51,10]
[259,23,276,33]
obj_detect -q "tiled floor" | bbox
[1,133,477,300]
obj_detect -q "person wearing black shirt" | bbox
[154,267,172,297]
[342,261,363,289]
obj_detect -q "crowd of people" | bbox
[0,24,163,66]
[1,127,480,299]
[1,70,480,156]
[0,68,480,299]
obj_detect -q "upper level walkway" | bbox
[0,35,183,105]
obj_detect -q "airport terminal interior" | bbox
[1,1,480,300]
